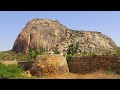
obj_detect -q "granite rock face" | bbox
[12,18,117,55]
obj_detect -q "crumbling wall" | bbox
[69,55,120,74]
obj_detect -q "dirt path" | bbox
[37,71,120,79]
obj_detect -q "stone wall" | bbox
[30,54,69,77]
[69,55,120,74]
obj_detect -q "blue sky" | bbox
[0,11,120,51]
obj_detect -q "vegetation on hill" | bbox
[28,48,42,58]
[0,49,42,61]
[0,50,30,61]
[115,46,120,56]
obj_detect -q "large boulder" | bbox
[30,54,69,77]
[12,18,117,55]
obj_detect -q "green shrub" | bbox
[66,54,72,65]
[80,51,87,56]
[35,49,42,55]
[66,43,79,65]
[67,43,79,56]
[29,48,42,58]
[53,48,60,54]
[115,47,120,56]
[30,50,37,58]
[88,51,97,56]
[0,63,25,79]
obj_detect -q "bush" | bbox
[88,51,97,56]
[0,63,25,79]
[66,54,72,65]
[67,44,75,55]
[53,48,60,54]
[30,50,37,58]
[66,43,79,65]
[80,51,87,56]
[29,48,42,58]
[35,49,42,55]
[115,47,120,56]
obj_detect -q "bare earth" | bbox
[37,71,120,79]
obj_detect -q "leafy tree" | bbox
[67,43,79,55]
[29,48,42,58]
[66,54,72,65]
[66,43,79,65]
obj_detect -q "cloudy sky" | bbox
[0,11,119,51]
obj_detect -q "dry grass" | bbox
[78,70,120,79]
[37,70,120,79]
[0,61,18,65]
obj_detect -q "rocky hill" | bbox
[12,18,117,55]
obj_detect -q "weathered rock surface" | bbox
[12,18,117,55]
[30,54,69,77]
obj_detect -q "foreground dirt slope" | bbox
[38,71,120,79]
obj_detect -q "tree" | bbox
[29,48,42,58]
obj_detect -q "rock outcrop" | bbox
[30,54,69,77]
[12,18,117,55]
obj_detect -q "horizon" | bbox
[0,11,120,51]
